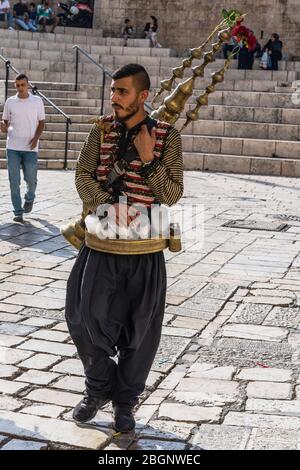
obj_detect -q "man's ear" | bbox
[139,89,149,104]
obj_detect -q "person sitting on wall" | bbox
[149,15,162,48]
[0,0,14,29]
[13,0,37,31]
[122,18,133,47]
[262,33,283,70]
[143,21,151,39]
[27,2,37,28]
[37,0,59,33]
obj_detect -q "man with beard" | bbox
[65,64,183,433]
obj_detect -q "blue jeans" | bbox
[6,150,38,216]
[0,11,13,28]
[15,16,37,31]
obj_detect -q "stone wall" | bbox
[93,0,300,58]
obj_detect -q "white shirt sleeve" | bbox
[2,100,10,121]
[38,98,45,121]
[0,0,10,12]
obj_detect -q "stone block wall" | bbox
[93,0,300,58]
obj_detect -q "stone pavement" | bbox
[0,169,299,450]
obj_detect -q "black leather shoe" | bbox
[73,394,110,422]
[13,215,24,223]
[113,403,135,433]
[23,201,33,213]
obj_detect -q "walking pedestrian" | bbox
[0,74,45,223]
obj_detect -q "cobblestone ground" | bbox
[0,169,299,450]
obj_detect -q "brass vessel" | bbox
[60,11,244,249]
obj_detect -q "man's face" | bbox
[15,79,29,96]
[110,76,147,123]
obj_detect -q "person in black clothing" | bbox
[238,40,262,70]
[238,44,255,70]
[13,1,30,30]
[122,18,133,47]
[143,21,151,39]
[262,33,283,70]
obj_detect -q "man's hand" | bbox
[29,137,38,150]
[0,121,8,133]
[133,125,156,163]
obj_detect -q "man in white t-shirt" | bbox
[0,74,45,223]
[0,0,14,29]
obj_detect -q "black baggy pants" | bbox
[65,245,166,407]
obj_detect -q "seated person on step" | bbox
[37,0,59,33]
[0,0,14,29]
[13,0,37,31]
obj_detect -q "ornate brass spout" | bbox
[151,18,229,107]
[151,26,232,124]
[180,56,232,132]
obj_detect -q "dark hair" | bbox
[125,18,130,24]
[151,15,157,23]
[29,2,36,7]
[112,64,150,91]
[16,73,29,82]
[272,33,279,40]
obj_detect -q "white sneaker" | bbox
[8,27,15,31]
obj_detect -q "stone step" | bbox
[0,117,298,145]
[0,147,77,160]
[0,29,153,47]
[5,78,287,98]
[207,58,300,72]
[1,73,297,94]
[78,78,288,94]
[0,153,299,176]
[31,119,300,143]
[42,105,100,115]
[190,104,300,125]
[2,36,300,69]
[0,38,171,56]
[179,135,300,159]
[20,102,300,126]
[0,24,103,36]
[45,122,93,132]
[183,152,300,177]
[30,89,299,115]
[0,55,173,73]
[0,140,81,151]
[3,81,77,91]
[0,134,299,159]
[181,119,300,141]
[0,90,289,119]
[0,157,76,170]
[0,62,297,84]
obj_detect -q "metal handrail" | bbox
[72,45,153,115]
[0,53,72,170]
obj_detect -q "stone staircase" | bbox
[0,28,300,176]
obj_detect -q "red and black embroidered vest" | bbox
[95,115,172,208]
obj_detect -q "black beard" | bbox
[113,101,140,123]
